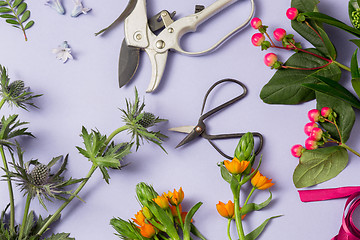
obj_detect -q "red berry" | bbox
[309,127,323,141]
[291,144,304,158]
[251,33,265,46]
[321,107,332,118]
[308,109,321,122]
[250,17,262,29]
[286,7,298,20]
[273,28,286,41]
[264,53,278,67]
[304,122,318,136]
[305,138,318,150]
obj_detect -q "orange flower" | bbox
[138,223,156,238]
[224,158,250,174]
[153,194,169,209]
[170,204,182,216]
[165,187,184,206]
[216,200,235,219]
[251,171,274,190]
[132,210,146,226]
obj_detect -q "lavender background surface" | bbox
[1,0,360,239]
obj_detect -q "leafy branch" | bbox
[0,0,34,41]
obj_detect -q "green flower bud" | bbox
[234,132,254,161]
[8,80,25,98]
[136,182,159,206]
[30,164,50,185]
[138,112,156,128]
[142,206,153,219]
[110,218,141,240]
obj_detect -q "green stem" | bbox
[176,205,184,230]
[36,164,98,236]
[243,187,256,206]
[340,143,360,157]
[101,126,128,153]
[0,146,15,232]
[227,219,232,240]
[333,60,351,72]
[18,194,32,240]
[233,195,245,240]
[0,98,5,110]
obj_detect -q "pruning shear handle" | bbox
[154,0,255,55]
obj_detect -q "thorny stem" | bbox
[227,219,232,240]
[36,164,98,236]
[37,126,129,236]
[1,146,15,232]
[18,194,32,240]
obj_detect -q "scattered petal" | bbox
[52,41,73,63]
[71,0,92,17]
[45,0,65,15]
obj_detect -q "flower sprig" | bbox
[218,133,279,240]
[111,182,205,240]
[0,0,34,41]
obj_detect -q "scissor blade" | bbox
[174,128,201,148]
[169,125,195,134]
[119,39,140,88]
[144,47,168,93]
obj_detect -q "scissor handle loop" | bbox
[175,0,255,56]
[200,79,247,120]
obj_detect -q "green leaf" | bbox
[0,1,8,6]
[43,232,75,240]
[190,223,207,240]
[245,215,282,240]
[316,92,355,143]
[16,2,27,16]
[303,75,360,109]
[0,7,11,12]
[6,19,18,25]
[240,190,272,215]
[350,39,360,48]
[13,0,23,8]
[20,10,30,23]
[293,146,348,188]
[317,26,337,59]
[304,12,360,38]
[183,202,203,240]
[24,19,33,29]
[0,14,15,18]
[351,48,360,98]
[260,50,341,104]
[220,164,231,183]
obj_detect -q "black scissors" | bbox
[169,79,263,160]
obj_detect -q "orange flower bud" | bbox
[170,204,182,216]
[165,187,184,206]
[132,210,146,226]
[224,158,250,175]
[251,171,275,190]
[138,223,156,238]
[216,200,235,219]
[153,194,169,209]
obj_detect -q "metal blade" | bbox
[118,39,140,88]
[169,126,195,134]
[144,48,168,93]
[175,128,201,148]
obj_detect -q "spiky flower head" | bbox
[120,88,167,151]
[0,65,41,110]
[5,145,82,210]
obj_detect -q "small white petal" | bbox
[45,0,65,14]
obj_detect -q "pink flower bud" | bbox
[309,127,323,141]
[305,138,318,150]
[286,7,298,20]
[251,17,262,29]
[304,122,318,136]
[291,144,304,158]
[308,109,321,122]
[251,33,265,46]
[264,53,278,67]
[273,28,287,41]
[321,107,332,118]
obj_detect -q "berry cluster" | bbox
[291,107,337,158]
[250,8,332,70]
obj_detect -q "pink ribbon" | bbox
[298,187,360,240]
